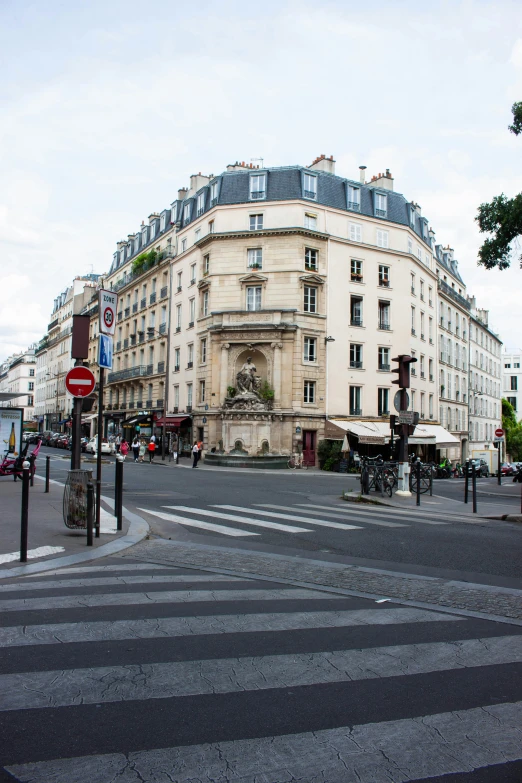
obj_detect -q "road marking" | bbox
[0,546,65,565]
[215,505,362,531]
[0,607,463,648]
[301,503,450,525]
[136,508,258,537]
[260,504,407,528]
[2,635,520,711]
[12,700,520,783]
[164,506,312,534]
[0,574,244,593]
[24,563,171,578]
[0,587,337,613]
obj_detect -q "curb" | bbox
[0,479,149,580]
[486,514,522,523]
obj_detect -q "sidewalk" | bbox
[0,474,148,575]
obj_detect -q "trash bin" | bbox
[63,469,95,529]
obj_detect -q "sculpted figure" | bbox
[236,357,257,394]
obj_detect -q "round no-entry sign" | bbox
[495,428,504,438]
[65,367,96,398]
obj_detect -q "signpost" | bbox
[99,290,117,336]
[494,428,504,485]
[65,367,96,398]
[95,290,118,535]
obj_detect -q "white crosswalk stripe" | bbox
[259,503,407,527]
[164,505,313,533]
[136,507,259,537]
[1,560,520,781]
[214,504,362,530]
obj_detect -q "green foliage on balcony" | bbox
[131,249,158,276]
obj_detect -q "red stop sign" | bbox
[495,428,504,438]
[65,367,96,397]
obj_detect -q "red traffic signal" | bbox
[391,355,417,389]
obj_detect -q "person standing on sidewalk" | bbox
[131,437,140,463]
[138,439,146,463]
[192,441,199,468]
[148,438,156,463]
[120,439,129,461]
[197,439,203,464]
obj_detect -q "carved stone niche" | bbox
[223,346,273,411]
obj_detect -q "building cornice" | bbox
[196,227,329,249]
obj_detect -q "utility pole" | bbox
[392,354,417,496]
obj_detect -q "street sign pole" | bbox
[95,366,104,538]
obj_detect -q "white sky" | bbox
[1,0,521,359]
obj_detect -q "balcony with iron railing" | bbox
[157,361,165,373]
[437,278,471,310]
[156,399,164,408]
[349,407,362,416]
[347,201,360,211]
[375,209,387,218]
[132,302,138,313]
[350,360,363,369]
[124,307,130,317]
[123,338,129,349]
[140,298,146,309]
[350,316,363,327]
[107,365,154,383]
[378,363,390,372]
[160,286,168,299]
[150,292,156,304]
[159,322,167,334]
[146,398,152,407]
[378,320,391,330]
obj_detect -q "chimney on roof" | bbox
[359,165,367,184]
[226,161,253,172]
[367,170,394,191]
[188,173,211,197]
[148,213,160,224]
[308,154,336,175]
[178,188,188,201]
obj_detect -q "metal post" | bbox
[71,395,82,470]
[498,441,502,486]
[115,454,123,531]
[86,481,94,547]
[416,459,421,506]
[95,367,104,538]
[472,461,477,514]
[464,459,469,504]
[45,455,50,493]
[429,463,433,496]
[20,461,30,562]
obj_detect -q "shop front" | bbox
[154,415,193,458]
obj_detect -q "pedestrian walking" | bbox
[115,434,121,454]
[197,439,203,463]
[138,439,146,463]
[192,441,199,468]
[148,438,156,463]
[120,439,129,460]
[131,437,140,462]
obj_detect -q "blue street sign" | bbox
[98,334,113,369]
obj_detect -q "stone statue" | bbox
[236,357,257,395]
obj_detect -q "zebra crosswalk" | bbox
[135,501,479,540]
[0,558,521,782]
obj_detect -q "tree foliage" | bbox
[502,397,522,462]
[476,102,522,270]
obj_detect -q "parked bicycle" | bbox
[287,453,308,469]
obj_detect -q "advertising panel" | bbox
[0,407,23,456]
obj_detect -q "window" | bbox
[507,396,517,411]
[27,395,33,406]
[350,295,363,326]
[208,220,215,234]
[429,316,433,343]
[29,369,35,377]
[376,229,388,248]
[411,350,416,375]
[187,383,193,408]
[190,263,196,284]
[187,343,194,366]
[408,236,413,254]
[429,358,434,381]
[200,380,206,403]
[515,362,520,369]
[378,388,389,415]
[378,300,390,330]
[28,382,34,391]
[246,286,262,311]
[350,343,363,369]
[304,336,317,363]
[183,203,191,225]
[303,380,316,403]
[200,339,207,364]
[197,192,205,216]
[378,347,390,371]
[303,172,317,200]
[176,271,182,291]
[249,214,263,230]
[411,273,415,295]
[511,376,518,391]
[349,222,362,242]
[176,305,182,331]
[305,247,318,270]
[304,286,317,313]
[210,180,219,206]
[429,394,433,418]
[428,286,433,306]
[250,173,266,200]
[349,386,361,415]
[181,238,187,252]
[347,185,360,211]
[195,228,201,243]
[304,213,317,230]
[247,248,262,269]
[351,259,363,282]
[174,385,179,408]
[420,354,425,378]
[202,290,209,316]
[189,298,195,325]
[420,312,425,339]
[411,306,416,335]
[375,192,387,217]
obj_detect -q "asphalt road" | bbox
[39,447,522,586]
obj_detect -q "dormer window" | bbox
[250,173,266,200]
[160,212,167,231]
[347,185,360,211]
[422,221,428,240]
[171,203,178,224]
[409,207,416,228]
[142,227,148,246]
[183,203,191,226]
[127,244,133,259]
[210,180,219,206]
[375,193,387,218]
[197,192,205,217]
[150,222,156,240]
[133,235,140,253]
[303,172,317,200]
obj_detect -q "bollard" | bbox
[416,459,421,507]
[86,482,94,547]
[472,461,477,514]
[115,454,123,531]
[429,463,433,496]
[45,455,50,493]
[20,461,30,562]
[464,460,469,504]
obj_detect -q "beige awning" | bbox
[328,420,459,448]
[408,424,460,447]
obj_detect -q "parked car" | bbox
[49,433,62,447]
[470,459,489,478]
[80,437,89,453]
[500,462,515,476]
[85,437,115,455]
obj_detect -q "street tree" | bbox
[502,397,522,461]
[476,102,522,270]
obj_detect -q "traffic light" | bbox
[391,355,417,389]
[389,414,401,436]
